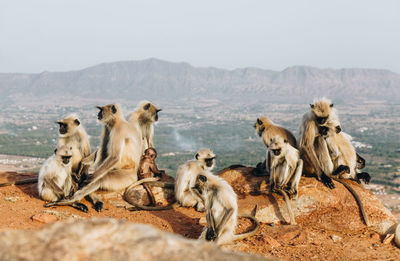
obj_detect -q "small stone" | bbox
[279,230,300,241]
[370,233,380,241]
[31,213,58,224]
[263,236,281,248]
[382,233,395,244]
[269,223,275,227]
[330,235,342,243]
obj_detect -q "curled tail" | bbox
[0,177,37,187]
[124,179,178,211]
[277,188,296,225]
[233,205,260,241]
[331,177,370,226]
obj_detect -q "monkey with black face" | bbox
[38,145,88,212]
[175,149,216,212]
[56,114,91,189]
[138,147,165,206]
[46,104,143,212]
[298,98,337,189]
[268,135,303,224]
[192,171,259,245]
[253,116,297,176]
[128,101,161,154]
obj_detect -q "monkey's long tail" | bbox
[124,179,178,211]
[233,205,260,241]
[276,188,296,225]
[0,177,37,187]
[331,177,370,226]
[395,223,400,248]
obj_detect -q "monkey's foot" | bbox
[44,202,57,208]
[356,172,371,184]
[205,228,217,241]
[72,202,89,213]
[93,201,104,212]
[196,202,205,212]
[321,173,335,189]
[332,165,350,176]
[285,188,297,199]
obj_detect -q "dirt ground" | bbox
[1,171,400,261]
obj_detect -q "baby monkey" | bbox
[138,147,165,206]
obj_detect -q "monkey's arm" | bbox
[216,207,234,233]
[44,176,64,199]
[82,151,97,165]
[148,125,155,148]
[149,162,164,175]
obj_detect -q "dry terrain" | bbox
[1,171,400,260]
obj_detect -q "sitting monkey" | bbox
[138,147,165,206]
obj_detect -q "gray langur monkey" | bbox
[38,145,88,212]
[253,116,297,176]
[268,135,303,225]
[128,101,161,154]
[175,148,216,212]
[298,97,337,189]
[192,171,259,245]
[45,104,143,212]
[56,113,91,188]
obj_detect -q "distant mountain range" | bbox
[1,58,399,104]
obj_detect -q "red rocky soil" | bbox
[1,170,400,260]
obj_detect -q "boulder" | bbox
[123,173,175,207]
[0,218,273,261]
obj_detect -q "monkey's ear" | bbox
[54,149,57,154]
[257,118,262,125]
[270,138,273,142]
[111,105,117,114]
[335,125,342,133]
[310,104,314,109]
[284,139,288,143]
[69,147,72,150]
[199,175,207,182]
[144,103,151,110]
[330,103,334,108]
[195,153,199,160]
[74,119,80,126]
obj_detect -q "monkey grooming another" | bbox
[45,104,143,212]
[137,147,165,206]
[128,101,161,154]
[56,114,91,189]
[268,135,303,225]
[253,116,297,176]
[38,145,88,212]
[192,171,259,245]
[298,97,337,189]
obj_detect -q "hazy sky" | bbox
[1,0,399,73]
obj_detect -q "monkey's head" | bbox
[55,145,73,165]
[96,104,122,124]
[193,172,209,195]
[144,147,157,160]
[195,148,216,170]
[310,98,334,125]
[254,117,272,137]
[269,136,288,157]
[56,114,81,137]
[137,101,162,123]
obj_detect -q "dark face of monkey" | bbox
[57,122,68,135]
[310,101,333,125]
[269,136,287,157]
[55,146,73,165]
[205,157,215,168]
[56,118,80,135]
[97,104,118,122]
[143,103,162,122]
[193,174,207,194]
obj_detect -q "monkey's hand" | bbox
[332,165,350,176]
[320,173,335,189]
[356,172,371,184]
[206,228,217,241]
[155,170,165,178]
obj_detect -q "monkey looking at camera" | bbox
[298,97,337,189]
[56,114,91,188]
[128,101,161,154]
[138,147,165,206]
[268,135,303,225]
[253,116,297,176]
[191,171,259,245]
[38,145,87,212]
[45,104,143,212]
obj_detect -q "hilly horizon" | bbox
[1,58,399,105]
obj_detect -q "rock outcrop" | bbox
[0,218,271,261]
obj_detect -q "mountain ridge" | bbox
[1,58,399,104]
